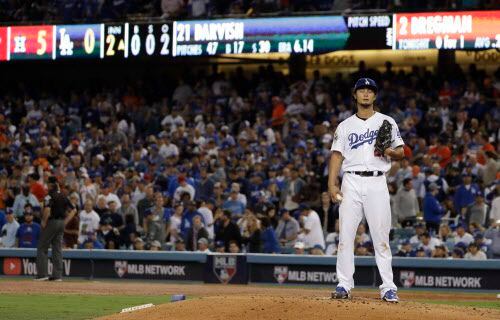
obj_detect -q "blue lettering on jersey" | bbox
[348,129,378,149]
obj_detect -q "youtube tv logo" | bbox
[3,258,22,275]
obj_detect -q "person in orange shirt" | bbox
[428,136,452,168]
[28,173,47,203]
[476,133,495,165]
[271,96,286,128]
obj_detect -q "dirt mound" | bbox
[100,295,500,320]
[1,280,498,320]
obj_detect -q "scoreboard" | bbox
[394,10,500,50]
[0,10,497,62]
[172,16,349,56]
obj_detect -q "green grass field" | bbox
[418,300,500,309]
[0,293,499,320]
[0,294,173,320]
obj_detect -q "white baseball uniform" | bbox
[331,111,404,297]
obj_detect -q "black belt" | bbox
[347,171,384,177]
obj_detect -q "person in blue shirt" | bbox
[453,173,481,218]
[180,201,204,235]
[260,217,281,254]
[16,210,41,248]
[0,209,6,231]
[423,183,445,234]
[222,190,245,220]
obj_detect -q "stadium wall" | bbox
[1,249,499,290]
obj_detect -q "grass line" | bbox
[415,300,500,310]
[0,294,174,320]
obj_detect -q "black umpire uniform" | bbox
[35,177,75,280]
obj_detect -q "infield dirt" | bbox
[1,280,499,320]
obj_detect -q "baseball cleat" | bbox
[48,277,62,282]
[34,277,49,281]
[382,289,399,303]
[331,286,351,299]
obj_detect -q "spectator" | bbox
[174,238,186,251]
[229,240,241,253]
[197,200,215,240]
[315,192,338,234]
[137,185,154,226]
[149,240,162,251]
[144,200,166,247]
[410,223,427,244]
[355,223,371,244]
[174,175,195,202]
[396,239,413,257]
[419,232,442,251]
[186,215,209,251]
[490,193,500,226]
[94,196,110,217]
[454,173,481,218]
[355,242,374,256]
[298,204,325,250]
[64,202,79,249]
[294,241,305,255]
[423,183,445,233]
[214,240,225,253]
[215,210,242,252]
[437,224,453,242]
[195,166,214,202]
[119,194,139,228]
[101,201,124,230]
[168,203,184,244]
[241,215,261,253]
[431,244,448,258]
[310,244,325,256]
[97,219,121,249]
[467,193,488,226]
[180,201,204,234]
[394,178,420,227]
[102,185,121,210]
[464,242,487,260]
[12,185,40,218]
[16,209,41,248]
[260,216,280,253]
[222,189,245,219]
[78,199,100,245]
[453,223,474,245]
[133,237,145,251]
[275,208,300,250]
[196,237,210,253]
[0,210,19,248]
[281,167,305,211]
[451,247,465,259]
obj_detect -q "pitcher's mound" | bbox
[101,295,499,320]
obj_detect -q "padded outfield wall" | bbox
[1,249,499,290]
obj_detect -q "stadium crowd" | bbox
[0,0,497,23]
[0,60,499,261]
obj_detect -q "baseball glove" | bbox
[374,120,392,156]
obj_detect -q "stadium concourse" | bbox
[0,60,499,261]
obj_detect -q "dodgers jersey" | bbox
[330,112,404,172]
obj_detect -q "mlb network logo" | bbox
[3,258,22,276]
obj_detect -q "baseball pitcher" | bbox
[328,78,404,302]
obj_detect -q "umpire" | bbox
[35,176,75,281]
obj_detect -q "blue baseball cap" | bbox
[354,78,378,93]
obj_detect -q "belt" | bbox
[347,171,384,177]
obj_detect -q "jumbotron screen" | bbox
[0,10,497,62]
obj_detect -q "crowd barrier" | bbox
[1,249,499,290]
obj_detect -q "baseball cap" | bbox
[150,240,161,248]
[354,78,378,93]
[215,240,225,248]
[294,242,305,249]
[197,238,209,245]
[312,244,324,251]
